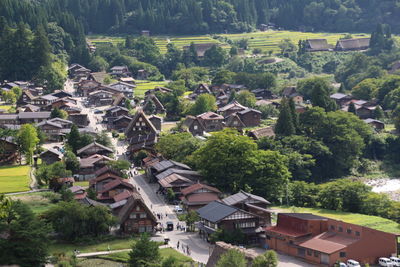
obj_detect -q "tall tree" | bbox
[0,199,50,267]
[189,94,217,115]
[129,233,160,267]
[275,98,295,136]
[17,124,39,164]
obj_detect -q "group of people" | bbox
[177,241,191,256]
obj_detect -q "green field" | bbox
[10,192,57,214]
[74,181,89,187]
[275,206,400,234]
[135,80,168,97]
[0,165,31,193]
[50,237,137,256]
[98,248,193,265]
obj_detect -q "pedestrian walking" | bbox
[187,247,190,256]
[177,241,180,249]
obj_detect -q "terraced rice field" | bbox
[221,30,370,53]
[135,80,168,97]
[88,35,227,53]
[88,30,374,54]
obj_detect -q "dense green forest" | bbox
[1,0,400,35]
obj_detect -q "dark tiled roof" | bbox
[197,201,238,223]
[76,142,113,155]
[181,183,220,196]
[222,190,270,206]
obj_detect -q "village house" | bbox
[104,106,130,122]
[39,148,64,165]
[224,113,246,131]
[90,172,125,192]
[116,194,158,234]
[183,112,224,136]
[77,80,102,97]
[190,83,212,99]
[77,142,114,158]
[251,88,274,99]
[248,127,275,140]
[119,77,136,84]
[68,185,87,201]
[137,69,149,80]
[0,114,19,129]
[110,115,132,132]
[145,86,172,96]
[125,110,159,154]
[18,112,51,124]
[330,93,353,107]
[87,90,115,106]
[109,81,135,98]
[147,160,192,181]
[158,174,194,196]
[197,201,264,244]
[282,86,298,98]
[112,93,130,107]
[148,115,162,131]
[68,64,91,80]
[31,94,59,108]
[364,118,385,130]
[305,39,332,52]
[20,104,40,113]
[0,137,18,165]
[68,113,89,127]
[143,94,165,115]
[78,154,114,180]
[218,101,247,117]
[17,90,36,106]
[222,190,272,226]
[110,66,131,77]
[96,178,135,203]
[181,183,221,211]
[265,213,400,266]
[335,38,370,51]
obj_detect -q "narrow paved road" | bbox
[129,173,212,264]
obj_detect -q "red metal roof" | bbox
[113,190,133,202]
[297,232,358,254]
[184,192,220,204]
[181,183,220,196]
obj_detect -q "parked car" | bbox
[347,260,361,267]
[390,257,400,267]
[338,263,347,267]
[379,257,393,266]
[166,221,174,231]
[174,205,183,213]
[94,109,103,114]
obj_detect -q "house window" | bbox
[330,225,335,230]
[139,226,146,233]
[307,249,312,256]
[194,125,198,130]
[136,206,140,211]
[136,122,140,126]
[314,251,320,257]
[355,231,360,236]
[347,229,352,234]
[340,252,346,258]
[236,221,256,228]
[140,213,147,218]
[146,226,153,232]
[338,226,343,232]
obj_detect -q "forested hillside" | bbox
[1,0,400,35]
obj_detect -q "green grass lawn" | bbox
[10,192,58,214]
[0,104,14,112]
[74,181,89,187]
[135,80,168,97]
[0,165,31,193]
[98,248,193,265]
[50,237,137,256]
[274,206,400,234]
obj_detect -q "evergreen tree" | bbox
[288,97,299,132]
[348,102,357,115]
[0,199,50,267]
[67,124,80,154]
[338,83,346,93]
[31,26,51,73]
[374,106,384,119]
[275,98,295,136]
[129,233,160,267]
